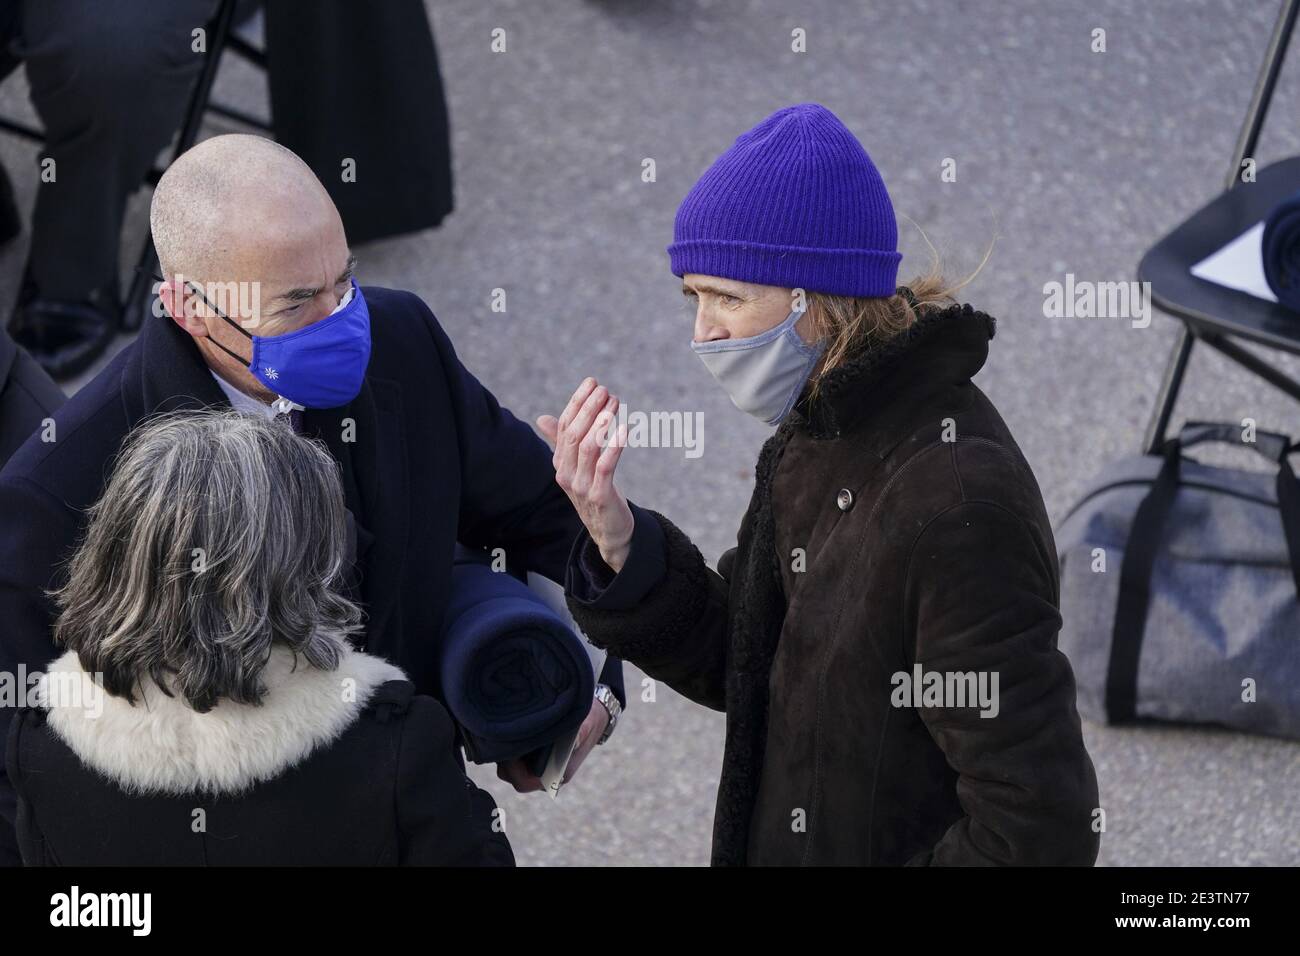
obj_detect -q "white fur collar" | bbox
[35,642,406,796]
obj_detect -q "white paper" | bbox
[526,572,607,800]
[1189,220,1278,303]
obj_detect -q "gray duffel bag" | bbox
[1057,420,1300,740]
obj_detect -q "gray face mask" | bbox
[691,309,826,426]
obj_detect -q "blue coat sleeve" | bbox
[566,502,668,610]
[415,299,625,705]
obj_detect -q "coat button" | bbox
[836,488,854,511]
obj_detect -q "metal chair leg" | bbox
[1143,326,1196,454]
[1202,334,1300,405]
[1139,0,1299,452]
[122,0,239,331]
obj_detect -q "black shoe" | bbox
[0,164,19,246]
[10,285,120,381]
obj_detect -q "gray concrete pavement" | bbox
[2,0,1298,865]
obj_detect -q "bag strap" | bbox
[1105,423,1300,723]
[1106,442,1182,723]
[1275,456,1300,596]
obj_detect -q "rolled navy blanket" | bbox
[1263,189,1300,312]
[439,549,595,764]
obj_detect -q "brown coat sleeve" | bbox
[567,510,731,712]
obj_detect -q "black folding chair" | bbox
[0,0,270,330]
[1139,0,1300,453]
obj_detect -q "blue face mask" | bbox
[192,278,372,410]
[691,309,825,426]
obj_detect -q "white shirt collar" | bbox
[210,370,293,420]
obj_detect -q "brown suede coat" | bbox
[569,302,1101,866]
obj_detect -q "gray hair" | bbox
[51,409,363,712]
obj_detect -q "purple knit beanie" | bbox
[668,103,900,298]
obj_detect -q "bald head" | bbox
[152,134,356,403]
[150,134,341,282]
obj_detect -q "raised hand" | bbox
[536,377,634,572]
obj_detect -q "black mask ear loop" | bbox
[150,270,253,366]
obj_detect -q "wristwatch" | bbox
[593,683,622,745]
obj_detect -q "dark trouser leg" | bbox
[0,0,24,243]
[15,0,218,300]
[0,0,19,80]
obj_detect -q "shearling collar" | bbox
[35,642,406,796]
[789,302,997,441]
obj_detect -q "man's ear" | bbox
[159,279,206,336]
